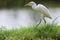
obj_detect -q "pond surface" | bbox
[0,8,60,29]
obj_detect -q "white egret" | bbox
[25,1,52,27]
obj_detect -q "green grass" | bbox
[0,24,60,40]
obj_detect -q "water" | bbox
[0,8,60,29]
[49,8,60,25]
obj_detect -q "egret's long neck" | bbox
[32,4,37,9]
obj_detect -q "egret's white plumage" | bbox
[35,4,51,18]
[25,1,52,26]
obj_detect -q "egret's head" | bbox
[25,1,36,6]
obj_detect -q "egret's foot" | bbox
[35,23,40,27]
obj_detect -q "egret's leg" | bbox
[36,18,42,27]
[43,18,46,24]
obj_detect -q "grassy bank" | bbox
[0,24,60,40]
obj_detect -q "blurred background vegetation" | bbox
[0,0,60,8]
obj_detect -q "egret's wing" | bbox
[36,4,52,19]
